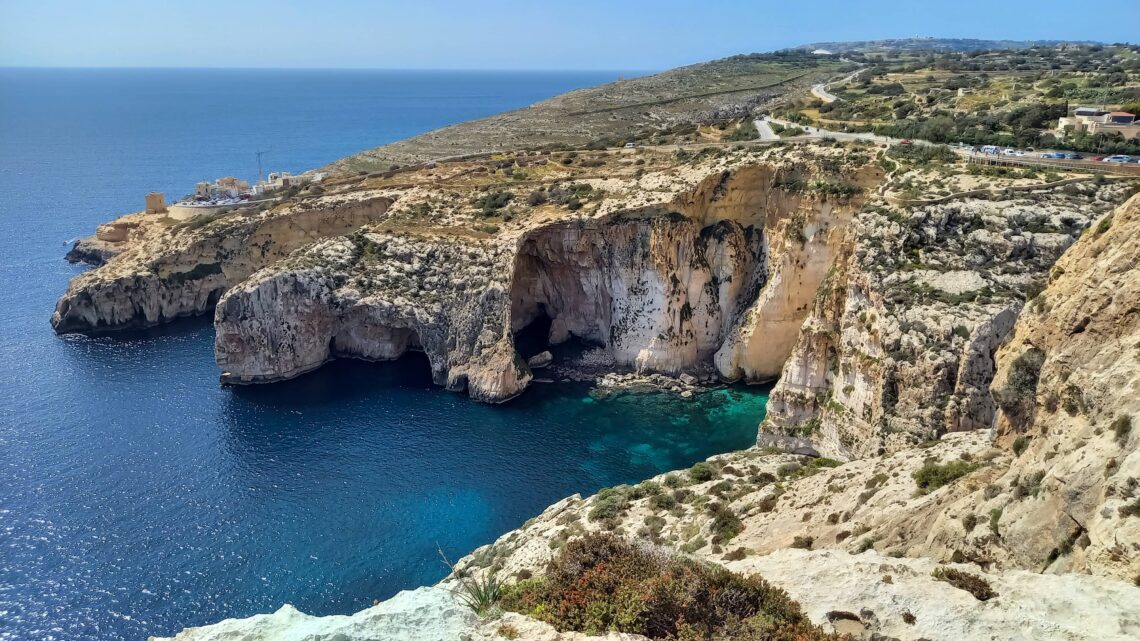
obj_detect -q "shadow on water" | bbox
[226,352,437,408]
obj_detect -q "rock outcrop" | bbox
[763,181,1132,458]
[51,195,392,333]
[213,153,873,401]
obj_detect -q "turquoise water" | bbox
[0,69,770,641]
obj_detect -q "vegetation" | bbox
[931,567,998,601]
[589,486,632,522]
[474,190,513,214]
[791,536,814,550]
[913,460,980,494]
[796,44,1140,155]
[708,503,744,543]
[690,461,717,482]
[992,347,1045,428]
[727,120,760,141]
[499,533,838,640]
[1012,435,1030,457]
[168,262,223,284]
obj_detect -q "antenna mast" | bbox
[255,149,269,184]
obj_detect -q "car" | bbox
[980,145,1000,154]
[899,139,912,145]
[1092,156,1106,161]
[1103,155,1134,163]
[1064,153,1082,160]
[1040,152,1064,159]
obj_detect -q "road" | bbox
[810,67,863,104]
[753,115,916,146]
[810,83,838,103]
[754,117,779,141]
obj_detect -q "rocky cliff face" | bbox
[902,191,1140,580]
[51,196,392,333]
[214,230,530,401]
[215,209,770,402]
[213,153,872,401]
[763,182,1132,459]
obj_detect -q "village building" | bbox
[1057,107,1139,140]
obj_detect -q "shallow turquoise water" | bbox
[0,69,769,641]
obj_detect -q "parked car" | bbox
[1040,152,1065,159]
[899,139,913,145]
[1092,156,1106,162]
[1103,155,1134,163]
[1064,153,1082,160]
[980,145,1000,154]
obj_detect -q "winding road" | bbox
[810,67,864,104]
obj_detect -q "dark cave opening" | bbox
[512,307,554,360]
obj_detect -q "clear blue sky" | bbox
[0,0,1132,70]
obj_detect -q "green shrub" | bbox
[913,460,980,494]
[992,348,1045,427]
[931,567,998,601]
[648,491,676,511]
[728,120,760,141]
[708,503,744,543]
[724,547,749,561]
[474,190,513,214]
[630,481,662,500]
[499,533,835,639]
[689,462,716,482]
[589,486,631,521]
[989,508,1003,535]
[1012,435,1030,456]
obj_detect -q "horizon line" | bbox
[0,65,659,73]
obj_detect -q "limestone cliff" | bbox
[212,150,873,401]
[891,191,1140,580]
[51,195,391,333]
[763,181,1133,458]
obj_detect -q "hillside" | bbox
[326,52,842,174]
[798,37,1102,53]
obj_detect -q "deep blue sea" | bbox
[0,69,771,641]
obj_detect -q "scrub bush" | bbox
[499,533,837,640]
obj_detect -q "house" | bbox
[1057,108,1139,139]
[1107,112,1136,125]
[194,177,250,200]
[1073,106,1108,122]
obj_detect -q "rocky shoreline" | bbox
[51,113,1140,641]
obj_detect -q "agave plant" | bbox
[437,544,503,615]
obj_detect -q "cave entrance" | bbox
[512,306,553,360]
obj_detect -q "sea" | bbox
[0,68,772,641]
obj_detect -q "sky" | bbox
[0,0,1134,70]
